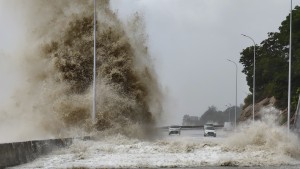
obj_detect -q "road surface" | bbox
[9,128,300,169]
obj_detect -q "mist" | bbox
[0,0,163,143]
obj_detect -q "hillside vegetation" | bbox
[240,6,300,114]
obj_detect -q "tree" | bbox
[240,6,300,112]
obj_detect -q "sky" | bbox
[110,0,300,124]
[0,0,299,125]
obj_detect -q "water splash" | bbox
[0,0,162,142]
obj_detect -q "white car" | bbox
[204,126,216,137]
[168,125,181,135]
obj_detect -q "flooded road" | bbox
[9,128,300,169]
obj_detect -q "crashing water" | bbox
[10,108,300,168]
[1,1,300,168]
[11,116,300,168]
[0,0,162,142]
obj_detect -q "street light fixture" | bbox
[227,59,238,130]
[241,34,256,122]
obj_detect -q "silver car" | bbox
[204,126,216,137]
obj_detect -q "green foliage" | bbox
[292,88,300,111]
[201,106,241,125]
[243,94,252,109]
[240,6,300,111]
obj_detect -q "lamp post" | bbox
[241,34,256,122]
[92,0,97,123]
[227,59,237,130]
[288,0,292,134]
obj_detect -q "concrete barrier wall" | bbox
[0,138,73,169]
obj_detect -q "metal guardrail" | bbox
[158,125,224,130]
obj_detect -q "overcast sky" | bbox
[110,0,300,124]
[0,0,299,125]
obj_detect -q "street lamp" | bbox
[241,34,256,122]
[92,0,97,123]
[227,59,238,130]
[288,0,292,134]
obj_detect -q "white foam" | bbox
[11,109,300,168]
[12,132,300,168]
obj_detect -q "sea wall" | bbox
[0,138,75,169]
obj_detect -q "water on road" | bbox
[10,128,300,169]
